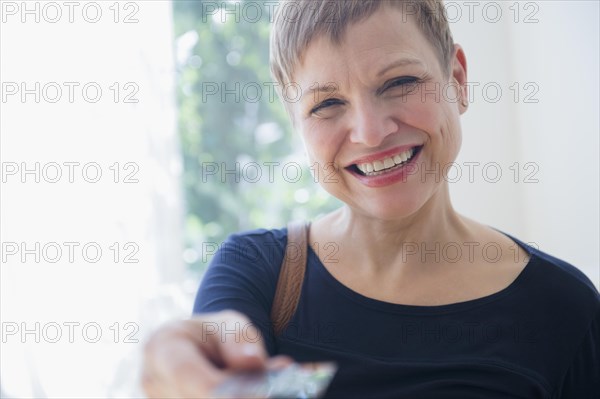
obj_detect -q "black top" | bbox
[194,227,600,398]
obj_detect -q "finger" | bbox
[160,337,227,397]
[185,311,269,371]
[143,322,226,398]
[142,312,270,398]
[266,355,295,371]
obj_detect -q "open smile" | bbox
[344,145,424,187]
[346,145,423,175]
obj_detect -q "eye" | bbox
[380,76,422,95]
[310,98,344,115]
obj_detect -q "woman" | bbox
[143,1,600,397]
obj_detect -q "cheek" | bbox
[299,122,348,191]
[392,100,438,140]
[300,120,343,162]
[440,103,462,146]
[401,95,460,139]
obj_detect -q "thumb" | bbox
[206,311,269,371]
[224,341,268,370]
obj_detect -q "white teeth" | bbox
[373,160,385,172]
[383,158,395,169]
[355,148,417,176]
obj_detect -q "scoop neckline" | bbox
[306,231,538,315]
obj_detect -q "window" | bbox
[173,1,340,273]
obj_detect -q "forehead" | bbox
[296,7,440,84]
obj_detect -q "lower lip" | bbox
[349,147,422,188]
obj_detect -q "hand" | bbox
[141,310,290,398]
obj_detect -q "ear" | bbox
[451,44,468,114]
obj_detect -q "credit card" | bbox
[211,361,338,398]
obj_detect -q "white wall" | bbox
[0,1,188,397]
[449,1,599,288]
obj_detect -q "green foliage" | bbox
[173,1,341,272]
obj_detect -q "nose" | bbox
[348,98,398,147]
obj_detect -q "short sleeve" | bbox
[555,306,600,399]
[192,230,286,355]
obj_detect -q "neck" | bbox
[322,184,473,274]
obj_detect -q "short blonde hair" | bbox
[270,0,455,88]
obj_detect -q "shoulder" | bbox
[529,241,598,302]
[194,226,290,314]
[220,226,289,265]
[499,233,600,395]
[507,233,599,319]
[531,246,598,295]
[227,226,288,245]
[206,226,291,284]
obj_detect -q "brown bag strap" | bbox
[271,220,310,337]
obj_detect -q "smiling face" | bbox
[291,6,468,221]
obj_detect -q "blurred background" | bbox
[1,0,598,397]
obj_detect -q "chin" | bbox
[349,195,429,222]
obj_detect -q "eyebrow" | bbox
[302,82,340,102]
[377,58,424,77]
[301,58,424,102]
